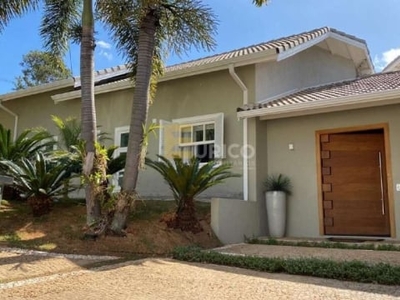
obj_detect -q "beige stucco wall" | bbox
[211,197,262,244]
[0,87,77,135]
[0,66,255,200]
[255,46,357,102]
[260,104,400,238]
[139,66,254,199]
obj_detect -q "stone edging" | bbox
[0,247,119,261]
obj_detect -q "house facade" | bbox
[2,27,399,243]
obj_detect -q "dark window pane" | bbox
[194,125,204,142]
[120,133,129,147]
[196,144,214,163]
[205,124,215,141]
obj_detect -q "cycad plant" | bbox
[0,124,54,161]
[146,155,240,233]
[0,123,55,200]
[0,152,72,216]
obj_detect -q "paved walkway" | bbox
[215,244,400,265]
[1,246,400,299]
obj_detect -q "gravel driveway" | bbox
[2,258,400,300]
[0,245,400,300]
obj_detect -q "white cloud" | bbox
[97,40,112,49]
[99,50,113,61]
[374,47,400,71]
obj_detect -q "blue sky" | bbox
[1,0,400,94]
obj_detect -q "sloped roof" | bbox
[1,26,371,101]
[78,26,367,87]
[165,27,365,73]
[238,71,400,112]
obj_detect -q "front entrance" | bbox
[319,128,390,236]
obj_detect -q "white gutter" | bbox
[237,89,400,120]
[0,78,74,102]
[229,65,249,201]
[0,102,18,141]
[52,79,134,103]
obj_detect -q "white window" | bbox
[159,113,224,162]
[114,126,129,188]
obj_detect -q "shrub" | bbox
[172,246,400,285]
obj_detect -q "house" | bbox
[2,27,399,244]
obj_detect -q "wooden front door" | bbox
[320,130,390,236]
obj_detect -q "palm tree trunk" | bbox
[175,198,202,233]
[81,0,101,225]
[110,9,158,233]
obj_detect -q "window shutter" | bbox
[159,119,179,160]
[214,113,224,159]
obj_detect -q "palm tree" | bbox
[146,155,240,233]
[97,0,218,233]
[0,0,100,225]
[99,1,270,233]
[1,0,269,232]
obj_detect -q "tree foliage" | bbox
[14,50,72,90]
[252,0,270,7]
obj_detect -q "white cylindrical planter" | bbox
[265,191,287,238]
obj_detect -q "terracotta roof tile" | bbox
[75,26,365,87]
[238,71,400,112]
[165,27,363,73]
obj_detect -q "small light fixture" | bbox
[288,143,294,150]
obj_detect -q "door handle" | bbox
[378,151,385,215]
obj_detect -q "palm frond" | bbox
[160,0,217,57]
[96,0,165,82]
[252,0,270,7]
[0,0,39,32]
[40,0,82,56]
[146,155,240,210]
[0,152,72,198]
[0,124,54,161]
[52,115,82,150]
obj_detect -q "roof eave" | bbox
[237,89,400,120]
[52,79,134,103]
[0,78,75,102]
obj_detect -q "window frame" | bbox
[161,112,224,161]
[113,126,130,190]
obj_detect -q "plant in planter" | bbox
[264,174,292,238]
[0,152,72,216]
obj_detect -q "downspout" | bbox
[0,101,18,141]
[229,65,249,201]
